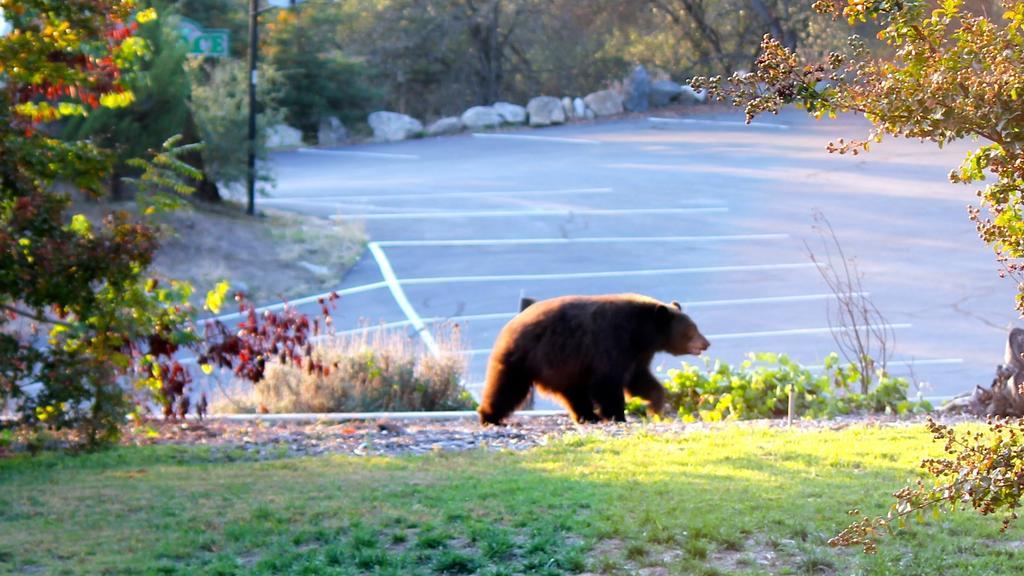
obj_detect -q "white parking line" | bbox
[375,233,787,247]
[803,358,964,371]
[330,292,867,337]
[200,281,389,324]
[260,187,616,203]
[367,243,440,356]
[332,206,728,221]
[472,133,601,145]
[297,147,420,160]
[461,323,913,358]
[648,117,790,130]
[399,262,815,285]
[709,323,912,340]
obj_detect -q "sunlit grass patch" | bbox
[1,423,1022,575]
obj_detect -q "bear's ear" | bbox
[655,303,673,324]
[671,300,682,311]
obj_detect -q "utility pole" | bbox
[246,0,259,216]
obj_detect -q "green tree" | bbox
[691,0,1024,547]
[187,58,284,196]
[0,1,199,445]
[62,7,191,201]
[263,7,378,139]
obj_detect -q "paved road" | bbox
[255,107,1014,403]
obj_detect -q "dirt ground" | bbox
[74,197,365,307]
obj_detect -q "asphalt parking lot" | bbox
[256,107,1016,404]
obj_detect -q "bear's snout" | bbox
[689,335,711,356]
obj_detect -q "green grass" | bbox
[2,424,1023,575]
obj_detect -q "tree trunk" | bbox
[182,111,221,204]
[748,0,794,50]
[940,328,1024,417]
[110,165,131,202]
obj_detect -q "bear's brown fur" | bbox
[478,293,710,424]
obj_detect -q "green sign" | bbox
[177,17,229,58]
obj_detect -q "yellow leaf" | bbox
[137,7,158,23]
[205,280,231,313]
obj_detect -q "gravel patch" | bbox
[119,413,979,460]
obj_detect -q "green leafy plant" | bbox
[660,352,930,422]
[830,417,1024,553]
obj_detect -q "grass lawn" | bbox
[2,423,1022,575]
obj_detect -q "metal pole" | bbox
[246,0,258,216]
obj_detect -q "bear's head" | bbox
[658,300,710,356]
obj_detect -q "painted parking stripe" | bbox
[200,281,389,325]
[803,358,964,371]
[330,292,867,337]
[375,233,787,247]
[398,262,815,285]
[471,133,601,145]
[260,187,616,203]
[297,147,420,160]
[368,243,440,356]
[709,323,912,340]
[648,117,790,130]
[331,206,728,221]
[460,323,913,358]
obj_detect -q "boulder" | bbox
[426,116,464,136]
[680,86,707,104]
[573,97,587,119]
[526,96,566,126]
[561,97,574,119]
[368,111,423,142]
[317,116,348,147]
[461,106,504,130]
[649,80,684,108]
[583,89,624,117]
[266,123,304,148]
[623,65,651,112]
[492,102,527,124]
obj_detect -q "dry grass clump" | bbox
[215,325,475,414]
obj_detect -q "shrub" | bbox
[219,327,475,414]
[657,352,930,422]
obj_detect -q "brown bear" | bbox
[478,293,710,425]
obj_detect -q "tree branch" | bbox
[0,303,76,328]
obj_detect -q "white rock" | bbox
[317,116,347,147]
[461,106,504,130]
[680,86,707,104]
[649,80,683,108]
[561,97,574,119]
[265,123,304,148]
[573,97,587,119]
[367,111,424,142]
[426,116,464,136]
[526,96,566,126]
[583,90,624,117]
[492,102,527,124]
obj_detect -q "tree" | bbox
[262,7,378,139]
[0,1,199,445]
[187,58,284,196]
[62,7,192,201]
[691,0,1024,548]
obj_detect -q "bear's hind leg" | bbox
[591,376,627,423]
[478,363,533,425]
[561,387,600,424]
